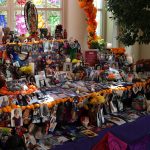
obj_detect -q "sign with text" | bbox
[85,50,98,66]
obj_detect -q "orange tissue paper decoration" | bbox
[78,0,98,48]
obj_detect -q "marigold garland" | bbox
[78,0,99,48]
[0,39,65,46]
[0,79,149,113]
[0,85,37,95]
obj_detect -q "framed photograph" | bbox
[11,108,23,127]
[49,116,57,132]
[40,104,50,122]
[45,66,55,77]
[27,75,36,84]
[23,109,32,125]
[23,133,37,149]
[32,108,41,124]
[0,96,9,108]
[13,61,20,67]
[11,96,19,105]
[35,72,48,88]
[43,41,50,52]
[63,62,72,72]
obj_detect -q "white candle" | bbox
[29,63,35,74]
[107,43,112,49]
[66,58,71,62]
[127,56,133,64]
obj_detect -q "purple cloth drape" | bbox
[52,116,150,150]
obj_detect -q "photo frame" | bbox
[45,66,55,78]
[0,96,9,108]
[11,108,23,127]
[43,41,50,52]
[35,71,50,88]
[32,108,41,124]
[63,62,72,72]
[40,104,50,122]
[23,109,32,125]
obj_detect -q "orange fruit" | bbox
[21,106,26,111]
[26,105,31,109]
[34,104,40,108]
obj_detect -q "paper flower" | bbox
[78,0,100,48]
[38,14,45,28]
[33,0,42,5]
[16,15,27,35]
[17,0,26,5]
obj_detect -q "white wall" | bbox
[125,43,140,62]
[106,12,114,44]
[139,44,150,59]
[106,13,140,61]
[65,0,88,50]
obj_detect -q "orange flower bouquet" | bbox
[78,0,100,48]
[111,48,125,55]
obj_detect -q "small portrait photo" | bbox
[11,108,23,127]
[32,108,41,124]
[111,63,116,69]
[40,104,50,122]
[49,111,57,131]
[23,133,37,149]
[35,71,48,88]
[39,78,47,87]
[49,121,57,132]
[45,65,55,77]
[63,62,72,72]
[44,122,50,135]
[27,75,36,84]
[1,112,11,127]
[17,94,28,106]
[0,96,9,108]
[23,109,31,125]
[43,41,50,52]
[11,96,19,105]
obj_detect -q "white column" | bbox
[66,0,87,49]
